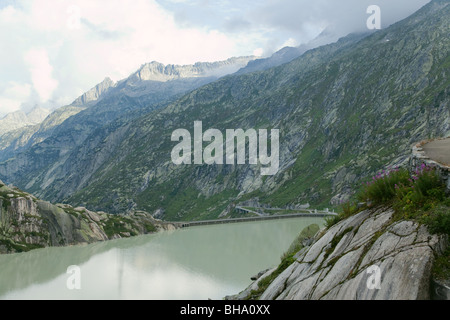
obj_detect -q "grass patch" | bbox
[0,239,44,253]
[325,202,360,228]
[281,224,320,260]
[329,165,450,236]
[103,215,135,238]
[143,221,157,233]
[246,254,296,300]
[432,247,450,282]
[63,207,82,219]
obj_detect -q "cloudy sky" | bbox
[0,0,430,116]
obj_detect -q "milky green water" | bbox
[0,217,324,300]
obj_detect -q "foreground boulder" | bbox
[231,206,448,300]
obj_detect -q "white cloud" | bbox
[4,82,32,100]
[281,38,299,48]
[0,0,240,113]
[253,48,264,57]
[0,82,32,115]
[25,48,59,103]
[0,97,22,115]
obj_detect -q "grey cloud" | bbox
[81,18,126,40]
[159,0,431,54]
[223,17,252,33]
[251,0,431,40]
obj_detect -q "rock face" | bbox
[231,207,447,300]
[72,77,116,106]
[0,107,50,136]
[30,0,450,220]
[0,1,449,221]
[0,181,174,254]
[0,56,256,203]
[130,57,257,83]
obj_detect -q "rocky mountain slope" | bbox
[226,138,450,301]
[236,28,358,75]
[0,107,50,136]
[0,56,256,186]
[0,1,449,222]
[72,77,116,106]
[131,57,256,82]
[0,179,176,254]
[59,0,450,219]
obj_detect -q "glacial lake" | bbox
[0,217,325,300]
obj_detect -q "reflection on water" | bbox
[0,218,324,300]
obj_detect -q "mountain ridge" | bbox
[130,56,257,82]
[0,107,50,136]
[72,77,116,106]
[62,0,449,219]
[0,55,257,170]
[0,0,449,222]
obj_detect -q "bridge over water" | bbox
[176,209,338,228]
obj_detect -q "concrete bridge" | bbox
[234,206,335,217]
[176,210,338,228]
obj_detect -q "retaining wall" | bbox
[409,139,450,193]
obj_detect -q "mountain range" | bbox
[0,107,50,136]
[0,0,449,222]
[0,56,256,162]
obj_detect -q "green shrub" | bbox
[357,168,411,205]
[340,164,449,236]
[281,224,320,259]
[325,201,362,228]
[432,247,450,281]
[423,206,450,235]
[246,253,296,300]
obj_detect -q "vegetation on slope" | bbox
[64,1,449,221]
[326,164,450,285]
[326,164,450,234]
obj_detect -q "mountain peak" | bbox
[129,56,257,83]
[72,77,116,106]
[0,107,50,136]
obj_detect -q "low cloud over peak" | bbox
[0,0,430,116]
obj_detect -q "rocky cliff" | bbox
[227,138,450,300]
[130,57,256,83]
[0,1,448,223]
[0,107,50,136]
[72,77,116,106]
[0,180,175,254]
[228,206,448,300]
[56,0,449,220]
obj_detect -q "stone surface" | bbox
[0,182,176,254]
[1,1,449,221]
[131,57,256,83]
[0,107,50,136]
[233,207,448,300]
